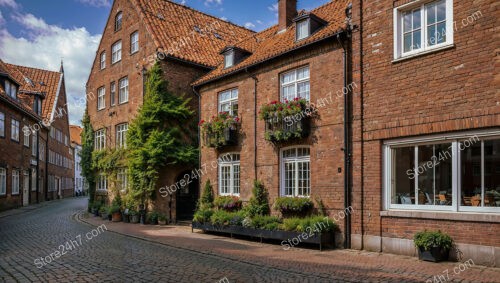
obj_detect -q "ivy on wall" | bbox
[80,109,96,210]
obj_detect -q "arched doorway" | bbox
[175,171,199,221]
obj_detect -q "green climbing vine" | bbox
[80,109,96,210]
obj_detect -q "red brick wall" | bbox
[357,0,500,248]
[199,40,348,223]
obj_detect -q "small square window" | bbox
[296,19,310,40]
[131,32,139,54]
[224,51,234,68]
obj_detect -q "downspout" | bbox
[44,134,49,201]
[36,129,40,204]
[245,68,258,181]
[192,84,202,221]
[337,31,351,249]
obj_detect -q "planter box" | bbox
[204,127,238,148]
[112,212,122,222]
[100,212,109,220]
[418,247,450,262]
[192,222,334,251]
[265,115,311,143]
[130,215,140,223]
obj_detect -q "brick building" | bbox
[86,0,253,222]
[194,0,352,246]
[0,60,74,211]
[70,125,84,195]
[349,0,499,266]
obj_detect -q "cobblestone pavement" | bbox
[1,198,499,283]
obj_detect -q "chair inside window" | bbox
[400,196,412,205]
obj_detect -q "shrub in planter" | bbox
[129,210,140,223]
[158,214,167,225]
[251,215,282,231]
[214,196,242,211]
[198,180,214,210]
[282,216,337,233]
[109,205,122,222]
[193,209,214,224]
[210,210,236,226]
[92,201,102,216]
[99,206,109,220]
[200,112,240,148]
[244,180,270,217]
[147,211,159,225]
[273,197,313,217]
[414,230,453,262]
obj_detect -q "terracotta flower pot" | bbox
[112,212,122,222]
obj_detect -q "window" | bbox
[131,31,139,54]
[95,129,106,151]
[110,82,116,106]
[100,52,106,69]
[11,119,19,142]
[56,129,62,143]
[12,170,19,195]
[280,66,310,102]
[0,112,4,137]
[31,169,36,191]
[0,168,5,195]
[33,97,42,115]
[218,89,238,116]
[50,127,55,139]
[224,51,234,68]
[32,131,37,157]
[115,12,122,31]
[97,174,107,191]
[281,147,310,197]
[39,142,45,161]
[394,0,453,59]
[117,169,128,192]
[97,86,105,110]
[296,19,310,40]
[116,123,128,148]
[112,41,122,64]
[5,80,17,99]
[118,77,128,104]
[218,153,240,195]
[64,135,68,146]
[23,128,30,147]
[384,131,500,213]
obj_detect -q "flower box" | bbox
[204,127,238,148]
[200,112,240,148]
[191,222,334,251]
[417,247,450,262]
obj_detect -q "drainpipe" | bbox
[192,86,202,170]
[337,31,351,249]
[246,68,258,181]
[43,134,49,201]
[36,129,40,204]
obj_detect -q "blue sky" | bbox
[0,0,330,125]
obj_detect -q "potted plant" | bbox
[147,211,159,225]
[109,205,122,222]
[214,196,242,212]
[273,197,313,217]
[92,201,101,216]
[158,214,167,225]
[122,208,130,223]
[129,209,140,223]
[414,230,453,262]
[200,112,240,148]
[99,206,109,220]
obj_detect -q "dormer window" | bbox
[5,80,17,99]
[296,19,310,40]
[33,96,42,115]
[224,51,234,68]
[115,12,123,31]
[294,13,326,41]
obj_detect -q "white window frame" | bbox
[95,129,106,151]
[118,77,129,104]
[12,169,19,195]
[296,19,310,41]
[131,31,139,54]
[384,129,500,213]
[280,147,311,197]
[280,66,310,102]
[32,131,37,157]
[0,168,5,195]
[100,52,106,69]
[117,169,128,193]
[393,0,453,60]
[97,174,107,191]
[23,128,30,147]
[111,40,122,64]
[224,51,234,68]
[11,119,19,142]
[218,153,240,196]
[115,12,122,31]
[0,112,4,137]
[218,88,238,116]
[116,123,128,148]
[5,80,17,99]
[110,82,116,106]
[31,168,36,192]
[97,86,105,110]
[39,142,45,161]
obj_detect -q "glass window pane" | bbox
[404,33,412,52]
[436,22,446,44]
[427,25,436,46]
[461,142,482,206]
[413,9,421,29]
[436,1,446,22]
[427,4,436,24]
[484,140,500,207]
[413,30,421,50]
[403,12,412,33]
[297,82,310,101]
[393,147,415,204]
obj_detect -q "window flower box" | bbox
[200,112,240,148]
[259,98,312,143]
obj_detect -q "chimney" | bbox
[278,0,297,32]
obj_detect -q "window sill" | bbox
[392,44,455,63]
[380,210,500,223]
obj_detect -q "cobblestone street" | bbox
[0,198,499,283]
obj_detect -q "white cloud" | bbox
[75,0,111,8]
[178,0,186,5]
[244,22,255,29]
[0,0,18,9]
[0,13,101,125]
[256,20,263,25]
[204,0,222,7]
[268,3,278,12]
[219,16,227,21]
[0,11,5,26]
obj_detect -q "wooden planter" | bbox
[192,222,334,251]
[204,127,238,148]
[100,212,108,220]
[112,212,122,222]
[418,247,450,262]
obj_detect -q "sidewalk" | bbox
[0,199,64,219]
[78,212,500,282]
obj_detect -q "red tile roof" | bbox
[131,0,255,68]
[4,62,62,120]
[69,125,83,145]
[193,0,350,86]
